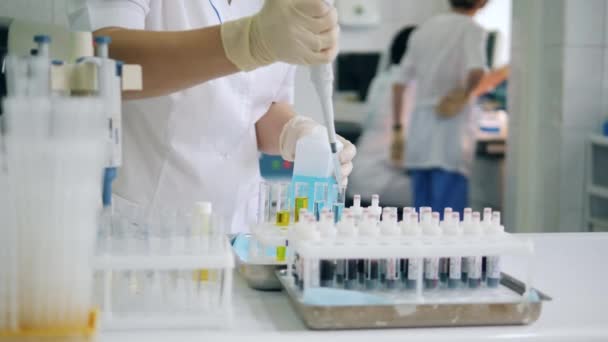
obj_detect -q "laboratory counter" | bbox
[99,233,608,342]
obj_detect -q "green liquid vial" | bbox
[295,197,309,222]
[276,210,291,227]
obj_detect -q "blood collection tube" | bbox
[439,211,451,283]
[275,182,291,227]
[443,212,463,289]
[481,208,493,281]
[368,194,382,223]
[335,213,356,288]
[351,194,363,225]
[403,213,422,289]
[319,212,337,287]
[461,208,473,282]
[486,211,504,288]
[464,212,483,288]
[423,212,442,289]
[380,212,400,289]
[359,213,380,289]
[313,182,328,221]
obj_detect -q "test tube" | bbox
[319,213,336,287]
[332,184,346,223]
[405,213,421,289]
[448,212,462,289]
[369,194,382,222]
[258,182,271,224]
[313,182,328,221]
[424,212,441,289]
[467,212,483,288]
[294,182,309,222]
[486,211,502,288]
[275,183,291,227]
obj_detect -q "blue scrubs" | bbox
[410,168,468,216]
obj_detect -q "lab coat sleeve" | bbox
[66,0,150,31]
[274,66,296,104]
[463,25,488,72]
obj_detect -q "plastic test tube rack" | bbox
[93,205,234,330]
[286,207,536,305]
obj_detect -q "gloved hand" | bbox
[390,127,405,166]
[280,116,356,187]
[221,0,339,71]
[436,88,469,118]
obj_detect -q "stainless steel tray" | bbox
[277,270,551,330]
[232,234,285,291]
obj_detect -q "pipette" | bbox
[310,0,342,190]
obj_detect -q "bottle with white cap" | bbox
[403,212,422,289]
[423,212,442,290]
[463,212,483,288]
[485,211,505,288]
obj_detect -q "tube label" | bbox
[408,259,420,280]
[468,256,482,279]
[386,259,400,280]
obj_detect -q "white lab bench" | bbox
[99,233,608,342]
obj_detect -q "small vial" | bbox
[335,259,345,285]
[403,212,422,289]
[443,207,453,221]
[313,182,328,221]
[351,194,363,225]
[467,256,483,288]
[276,240,287,262]
[294,182,309,222]
[369,194,382,222]
[385,258,401,290]
[275,183,291,227]
[407,258,421,289]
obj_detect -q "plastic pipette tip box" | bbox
[0,310,98,342]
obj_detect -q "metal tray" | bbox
[277,270,551,330]
[232,234,285,291]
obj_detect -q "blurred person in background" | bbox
[391,0,508,216]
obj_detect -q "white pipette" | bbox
[310,0,342,189]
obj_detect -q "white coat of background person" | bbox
[67,0,357,233]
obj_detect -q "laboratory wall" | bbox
[475,0,512,67]
[0,0,67,26]
[507,0,608,232]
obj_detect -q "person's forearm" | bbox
[95,26,239,100]
[256,102,296,155]
[472,65,510,97]
[465,69,485,98]
[393,84,406,127]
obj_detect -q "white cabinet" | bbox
[586,135,608,231]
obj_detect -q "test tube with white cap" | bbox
[460,208,473,281]
[351,194,363,225]
[380,211,400,290]
[368,194,382,223]
[423,212,442,289]
[318,210,337,287]
[439,209,453,283]
[443,212,463,289]
[332,184,346,223]
[335,212,357,288]
[358,213,380,289]
[481,208,493,281]
[464,212,483,288]
[403,212,422,289]
[486,211,504,288]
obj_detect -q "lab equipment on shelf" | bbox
[93,202,234,330]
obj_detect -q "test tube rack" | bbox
[93,210,234,330]
[286,211,536,305]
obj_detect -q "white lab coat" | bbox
[68,0,296,233]
[347,66,412,207]
[395,13,486,177]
